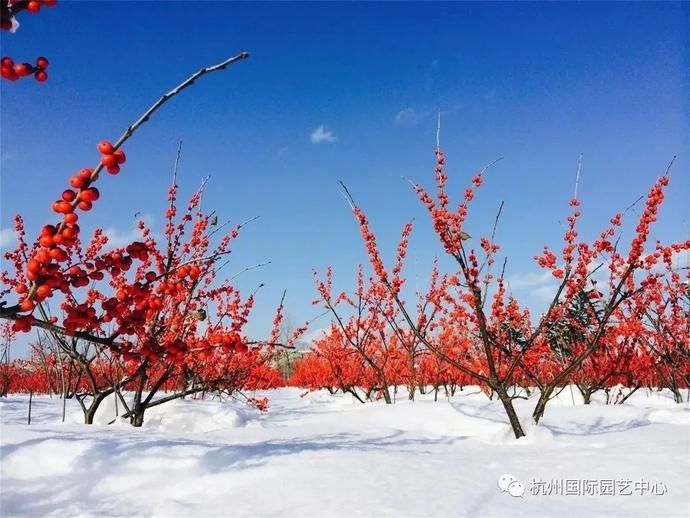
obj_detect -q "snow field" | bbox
[1,387,688,517]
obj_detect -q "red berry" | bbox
[27,259,41,274]
[78,200,93,211]
[43,0,57,6]
[36,285,52,299]
[40,224,56,236]
[61,226,78,240]
[20,299,35,312]
[80,187,100,202]
[1,67,18,81]
[1,57,14,69]
[78,168,94,181]
[14,63,32,77]
[106,164,120,175]
[62,189,77,202]
[49,247,68,262]
[69,175,86,189]
[35,70,48,82]
[101,154,117,167]
[53,200,73,214]
[35,249,51,264]
[27,1,41,13]
[98,141,115,155]
[36,56,49,69]
[113,149,126,164]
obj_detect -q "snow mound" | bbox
[141,398,255,433]
[63,394,259,433]
[1,437,96,478]
[647,407,690,426]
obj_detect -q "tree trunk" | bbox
[496,387,525,438]
[130,367,147,427]
[577,385,593,405]
[347,387,366,404]
[82,391,111,424]
[670,386,683,404]
[131,407,145,427]
[381,385,392,405]
[617,386,640,405]
[532,387,552,424]
[84,403,98,425]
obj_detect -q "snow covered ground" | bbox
[1,387,688,517]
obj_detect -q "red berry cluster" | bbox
[24,0,57,14]
[98,140,126,175]
[0,56,48,82]
[629,176,669,264]
[1,0,57,30]
[2,0,56,82]
[13,141,127,319]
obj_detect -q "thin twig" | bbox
[229,262,271,281]
[573,153,583,199]
[339,181,357,210]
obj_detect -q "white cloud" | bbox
[646,249,690,273]
[505,270,560,306]
[505,271,553,290]
[670,250,690,270]
[102,214,154,249]
[394,107,428,126]
[300,327,328,348]
[531,284,560,304]
[103,226,144,249]
[0,228,16,250]
[310,125,336,144]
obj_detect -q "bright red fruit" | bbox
[98,141,115,155]
[101,154,117,167]
[1,67,18,81]
[80,187,99,202]
[113,149,126,164]
[14,63,32,77]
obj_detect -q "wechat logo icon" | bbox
[498,474,525,497]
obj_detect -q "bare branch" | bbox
[573,153,583,199]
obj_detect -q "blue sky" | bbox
[1,2,688,352]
